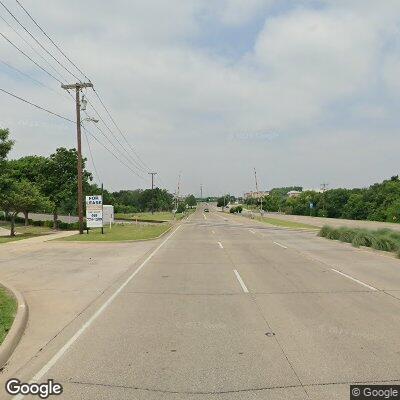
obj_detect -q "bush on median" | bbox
[319,225,400,257]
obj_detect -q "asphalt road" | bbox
[4,207,400,399]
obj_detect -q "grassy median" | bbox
[115,211,186,223]
[61,223,171,242]
[0,288,17,344]
[319,225,400,257]
[241,214,318,230]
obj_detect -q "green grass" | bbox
[0,222,53,244]
[0,287,17,344]
[115,212,185,222]
[60,223,172,242]
[319,225,400,257]
[251,215,318,230]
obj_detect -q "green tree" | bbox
[40,148,92,229]
[7,156,49,224]
[0,128,14,163]
[0,179,50,236]
[217,195,231,208]
[177,202,186,213]
[185,194,197,207]
[138,188,174,212]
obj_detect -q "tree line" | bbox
[0,129,196,236]
[245,179,400,222]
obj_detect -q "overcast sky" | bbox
[1,0,400,196]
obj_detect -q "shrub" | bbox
[337,228,358,243]
[318,225,333,237]
[351,232,376,248]
[371,237,397,252]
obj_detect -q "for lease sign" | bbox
[86,195,103,228]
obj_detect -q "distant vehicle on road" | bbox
[204,208,209,212]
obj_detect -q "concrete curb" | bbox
[0,282,28,369]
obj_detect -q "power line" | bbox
[0,87,146,183]
[14,0,91,82]
[0,0,82,82]
[2,1,152,184]
[0,12,67,83]
[85,116,146,180]
[0,87,74,123]
[82,125,146,182]
[6,0,151,175]
[0,57,66,98]
[85,97,148,174]
[82,128,100,185]
[92,88,150,171]
[0,31,64,85]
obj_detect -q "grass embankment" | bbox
[61,223,171,242]
[0,288,17,344]
[0,222,53,244]
[245,214,318,230]
[319,225,400,257]
[115,211,185,222]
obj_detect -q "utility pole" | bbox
[149,172,157,214]
[101,183,104,235]
[254,168,263,216]
[321,183,329,216]
[61,82,93,234]
[174,172,181,210]
[200,184,203,201]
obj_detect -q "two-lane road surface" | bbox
[7,207,400,399]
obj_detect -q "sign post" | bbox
[86,195,103,232]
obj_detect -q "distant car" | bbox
[204,208,209,212]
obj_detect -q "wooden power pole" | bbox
[61,82,93,234]
[254,167,263,216]
[149,172,157,214]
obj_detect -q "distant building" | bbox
[287,190,302,198]
[244,191,269,199]
[303,188,324,194]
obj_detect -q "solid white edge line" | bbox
[273,241,287,249]
[233,269,249,293]
[218,241,223,249]
[13,224,183,399]
[331,268,378,291]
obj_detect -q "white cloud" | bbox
[2,0,400,193]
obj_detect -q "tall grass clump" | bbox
[318,225,400,257]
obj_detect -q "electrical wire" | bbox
[0,57,66,98]
[0,0,82,82]
[92,88,150,171]
[0,12,67,83]
[6,0,152,177]
[0,31,64,85]
[0,87,74,122]
[0,87,146,183]
[14,0,91,82]
[82,125,146,182]
[83,113,146,180]
[85,98,148,174]
[82,127,101,185]
[1,1,152,184]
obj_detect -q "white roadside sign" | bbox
[103,205,114,226]
[86,195,103,228]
